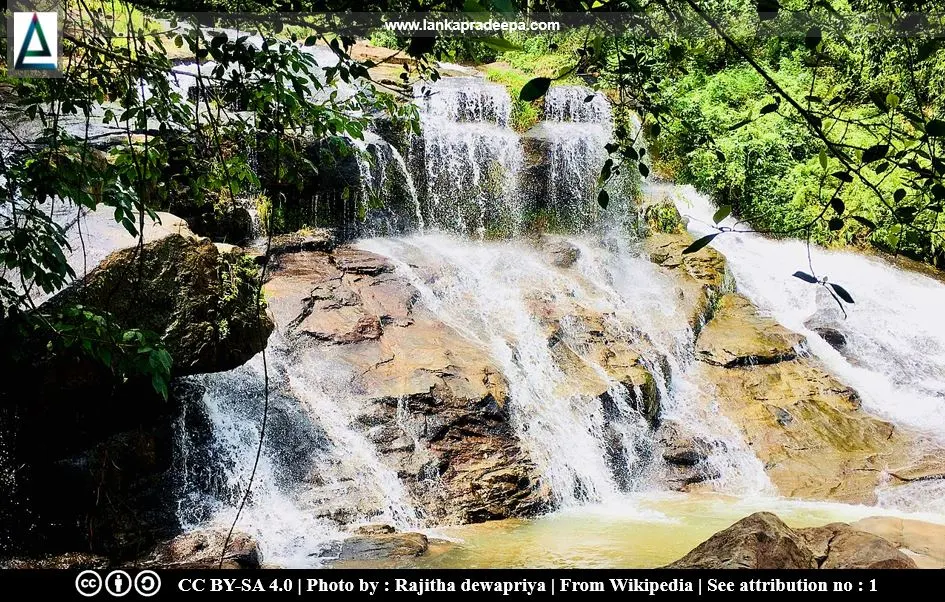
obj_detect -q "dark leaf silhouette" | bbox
[805,26,822,50]
[682,234,718,254]
[760,102,779,115]
[830,198,845,215]
[597,189,609,209]
[792,271,819,284]
[832,171,853,183]
[638,162,650,177]
[829,283,855,304]
[728,118,752,130]
[828,217,844,230]
[894,188,906,203]
[926,119,945,137]
[519,77,551,102]
[852,215,877,229]
[757,0,779,20]
[584,94,595,103]
[862,144,889,164]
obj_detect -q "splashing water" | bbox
[544,86,612,124]
[179,334,419,567]
[667,182,945,441]
[359,233,771,505]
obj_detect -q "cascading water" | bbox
[177,334,419,566]
[412,77,524,236]
[666,182,945,512]
[167,72,945,568]
[522,86,616,229]
[359,233,771,505]
[669,183,945,441]
[351,131,422,235]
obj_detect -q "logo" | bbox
[134,571,162,597]
[75,570,103,597]
[105,570,133,597]
[12,12,58,71]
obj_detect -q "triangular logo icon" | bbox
[15,13,55,70]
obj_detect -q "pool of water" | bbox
[382,492,945,568]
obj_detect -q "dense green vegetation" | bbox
[2,0,945,397]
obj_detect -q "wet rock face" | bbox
[655,420,718,488]
[666,512,916,569]
[265,248,548,525]
[695,294,803,367]
[693,292,945,503]
[142,529,261,569]
[338,530,429,561]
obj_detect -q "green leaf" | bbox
[598,158,613,185]
[819,148,828,169]
[886,93,900,110]
[682,233,718,254]
[713,205,732,224]
[597,189,609,209]
[519,77,551,102]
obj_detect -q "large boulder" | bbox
[48,232,273,375]
[798,523,916,569]
[666,512,817,569]
[667,512,916,569]
[337,526,429,561]
[0,223,271,560]
[141,529,261,569]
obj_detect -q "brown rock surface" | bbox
[666,512,817,568]
[143,529,261,569]
[693,293,944,503]
[668,512,917,569]
[265,247,546,524]
[798,523,916,569]
[851,516,945,569]
[695,294,803,367]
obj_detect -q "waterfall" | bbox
[360,234,770,505]
[544,86,612,124]
[668,183,945,442]
[522,86,616,229]
[412,77,524,237]
[177,333,419,567]
[351,132,422,235]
